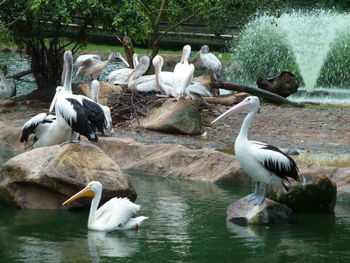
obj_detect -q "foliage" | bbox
[0,0,120,93]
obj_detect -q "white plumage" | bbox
[75,52,118,80]
[63,181,148,232]
[199,45,222,81]
[173,45,195,98]
[211,96,299,205]
[20,87,71,148]
[107,53,139,85]
[0,68,16,99]
[89,80,114,134]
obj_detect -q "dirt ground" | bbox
[1,98,349,155]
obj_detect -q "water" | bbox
[1,172,350,262]
[228,9,350,103]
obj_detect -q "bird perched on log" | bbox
[197,45,222,81]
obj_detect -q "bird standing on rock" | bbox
[211,96,299,205]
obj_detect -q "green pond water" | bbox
[1,172,350,263]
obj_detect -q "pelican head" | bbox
[127,56,150,81]
[64,50,73,65]
[210,96,260,125]
[62,181,102,206]
[152,55,164,68]
[109,52,120,61]
[200,45,210,54]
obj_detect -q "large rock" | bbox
[268,167,337,213]
[141,99,203,135]
[95,137,251,185]
[227,197,293,225]
[73,81,123,105]
[0,143,136,209]
[0,121,25,153]
[318,166,350,202]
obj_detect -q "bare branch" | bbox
[156,1,209,43]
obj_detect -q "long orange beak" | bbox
[62,185,95,206]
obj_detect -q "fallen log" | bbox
[10,70,34,80]
[211,81,303,107]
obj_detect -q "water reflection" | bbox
[88,231,139,262]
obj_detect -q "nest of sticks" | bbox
[109,91,165,126]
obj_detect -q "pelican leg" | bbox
[254,184,268,206]
[60,131,80,145]
[245,182,260,201]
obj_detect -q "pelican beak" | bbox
[210,100,250,126]
[62,185,95,206]
[49,89,59,113]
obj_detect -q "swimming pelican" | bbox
[211,96,299,205]
[20,86,72,147]
[107,53,139,85]
[52,50,107,143]
[173,45,195,98]
[198,45,222,81]
[89,80,114,134]
[0,68,16,99]
[75,52,118,80]
[62,181,148,231]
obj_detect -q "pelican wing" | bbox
[20,113,55,142]
[96,197,141,230]
[188,82,212,97]
[57,97,98,141]
[75,58,100,77]
[133,75,157,92]
[74,54,101,68]
[250,141,299,183]
[107,68,133,85]
[201,53,222,79]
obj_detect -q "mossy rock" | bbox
[268,173,337,214]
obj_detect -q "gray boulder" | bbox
[141,99,203,135]
[227,197,293,225]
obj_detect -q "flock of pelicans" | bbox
[4,45,300,231]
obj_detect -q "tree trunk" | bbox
[122,36,135,68]
[27,45,64,100]
[211,81,303,107]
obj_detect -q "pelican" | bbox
[198,45,222,81]
[173,45,195,98]
[152,55,175,96]
[75,52,118,80]
[0,68,16,99]
[52,50,107,143]
[107,53,139,85]
[20,86,73,147]
[62,181,148,231]
[127,56,160,93]
[89,80,114,134]
[211,96,299,205]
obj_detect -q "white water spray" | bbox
[277,10,350,92]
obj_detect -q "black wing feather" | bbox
[260,144,300,183]
[20,114,54,142]
[81,98,107,133]
[65,98,98,141]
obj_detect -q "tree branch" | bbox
[211,81,303,107]
[156,1,209,42]
[135,0,152,17]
